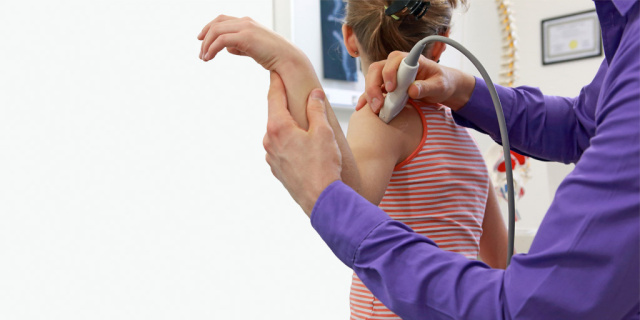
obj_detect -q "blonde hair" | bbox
[344,0,467,62]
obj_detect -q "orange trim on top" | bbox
[393,99,429,171]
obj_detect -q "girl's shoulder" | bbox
[347,101,424,164]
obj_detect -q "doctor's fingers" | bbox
[266,72,300,153]
[355,93,368,111]
[306,90,334,138]
[262,132,282,179]
[267,72,296,124]
[263,136,283,182]
[264,153,279,180]
[379,51,409,92]
[363,53,405,113]
[363,61,386,113]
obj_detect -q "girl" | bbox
[198,1,507,318]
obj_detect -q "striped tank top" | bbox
[349,100,490,320]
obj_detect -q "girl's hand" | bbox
[356,51,476,113]
[197,15,299,71]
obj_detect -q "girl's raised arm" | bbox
[198,15,362,193]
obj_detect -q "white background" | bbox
[0,1,350,319]
[0,0,604,319]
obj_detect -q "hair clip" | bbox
[383,6,401,20]
[384,0,431,20]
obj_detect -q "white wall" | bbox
[0,1,350,319]
[448,0,601,237]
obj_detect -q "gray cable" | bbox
[409,35,516,266]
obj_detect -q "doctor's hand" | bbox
[356,51,476,113]
[263,72,342,216]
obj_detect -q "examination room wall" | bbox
[451,0,602,234]
[279,0,603,252]
[0,1,350,319]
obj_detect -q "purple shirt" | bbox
[310,1,639,319]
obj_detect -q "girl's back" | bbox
[341,1,507,318]
[349,100,490,319]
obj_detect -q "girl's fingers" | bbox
[204,32,248,62]
[226,47,246,56]
[198,15,240,58]
[201,19,248,61]
[197,22,211,40]
[198,15,234,40]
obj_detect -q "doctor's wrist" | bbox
[307,179,342,218]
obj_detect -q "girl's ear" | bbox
[342,24,360,57]
[430,29,451,62]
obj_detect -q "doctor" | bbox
[263,1,639,319]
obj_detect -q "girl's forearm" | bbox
[276,52,361,193]
[276,50,327,129]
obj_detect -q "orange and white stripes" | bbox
[349,101,490,320]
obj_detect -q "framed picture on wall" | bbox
[541,10,602,65]
[320,0,358,81]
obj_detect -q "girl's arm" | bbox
[198,15,361,191]
[345,105,423,205]
[478,181,509,269]
[275,52,363,192]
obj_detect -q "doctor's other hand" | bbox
[263,72,342,216]
[198,15,302,72]
[356,51,476,113]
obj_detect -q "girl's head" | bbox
[342,0,466,74]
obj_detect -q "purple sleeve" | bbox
[311,181,507,320]
[311,15,639,320]
[311,4,638,319]
[451,65,606,164]
[502,20,640,316]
